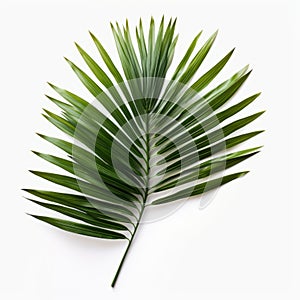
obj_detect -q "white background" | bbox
[0,0,298,299]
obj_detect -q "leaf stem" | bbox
[111,111,151,288]
[111,203,145,288]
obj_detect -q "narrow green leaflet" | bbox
[30,215,128,239]
[152,171,249,205]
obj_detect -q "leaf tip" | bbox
[256,91,262,97]
[36,132,44,138]
[230,47,235,54]
[74,42,80,49]
[259,110,266,115]
[89,31,97,41]
[44,94,52,100]
[31,150,39,155]
[42,108,50,114]
[26,213,41,221]
[64,57,72,65]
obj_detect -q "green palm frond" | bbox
[24,17,264,287]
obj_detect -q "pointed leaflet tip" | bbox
[110,22,116,33]
[24,189,38,194]
[36,132,45,138]
[25,197,35,203]
[47,83,61,94]
[64,57,72,65]
[31,150,39,155]
[115,22,121,32]
[253,91,262,98]
[89,30,96,40]
[166,17,172,27]
[150,17,154,27]
[42,114,48,121]
[229,47,235,55]
[194,30,203,41]
[42,108,50,115]
[45,94,53,101]
[47,81,54,88]
[27,214,44,221]
[74,42,80,50]
[243,64,250,72]
[239,171,250,177]
[247,69,253,75]
[210,30,218,41]
[256,129,265,134]
[255,145,264,150]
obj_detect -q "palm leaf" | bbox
[24,17,264,287]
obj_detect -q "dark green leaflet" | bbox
[30,215,127,239]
